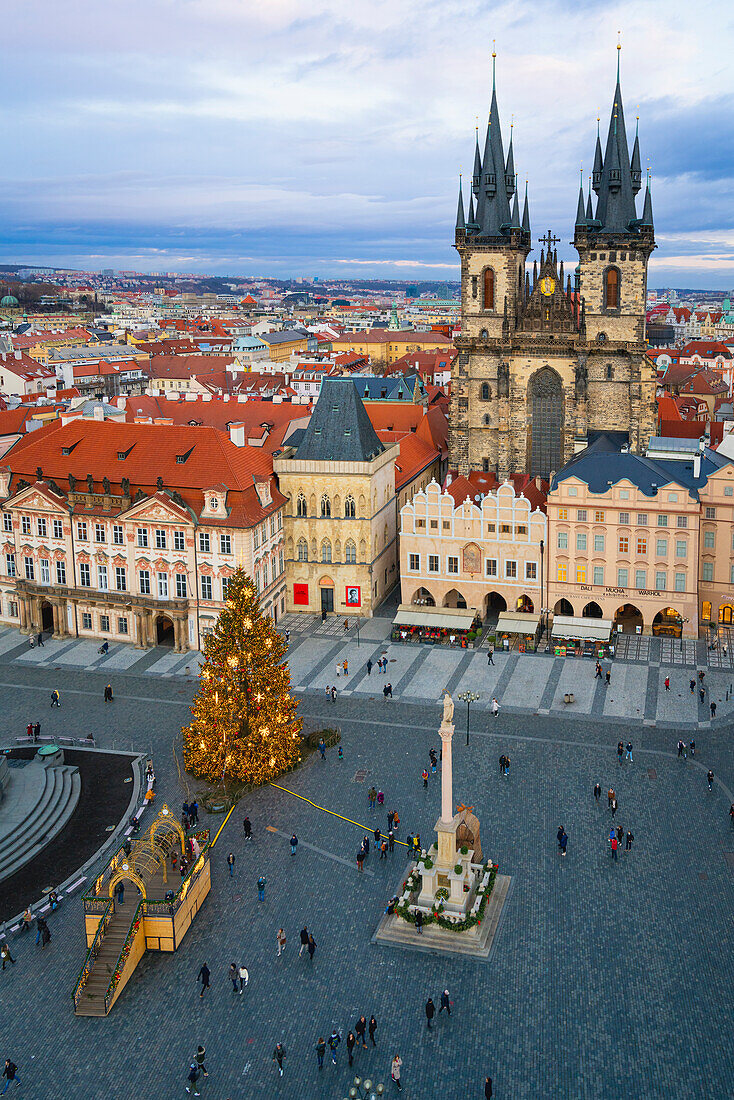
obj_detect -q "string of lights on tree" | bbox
[182,568,302,784]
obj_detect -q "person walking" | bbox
[490,697,500,718]
[625,831,634,852]
[276,928,286,957]
[439,989,451,1016]
[710,701,717,718]
[605,670,611,685]
[369,1015,378,1047]
[391,1054,403,1090]
[299,926,309,957]
[487,645,495,665]
[328,1030,341,1065]
[383,682,393,699]
[380,838,387,859]
[331,686,337,702]
[33,721,40,742]
[415,909,423,935]
[346,1031,356,1067]
[689,679,696,695]
[677,739,685,758]
[307,933,316,961]
[594,782,601,803]
[318,737,326,759]
[1,943,15,970]
[37,631,44,648]
[484,1075,493,1098]
[708,769,715,792]
[368,786,377,811]
[104,683,113,703]
[290,834,298,856]
[559,830,568,857]
[611,797,618,818]
[699,669,705,685]
[388,829,395,853]
[503,755,510,777]
[690,740,696,757]
[664,676,670,691]
[617,741,624,764]
[595,660,602,678]
[422,769,429,789]
[272,1043,286,1077]
[34,916,48,946]
[257,875,266,901]
[1,1060,19,1094]
[50,689,60,707]
[194,1046,208,1079]
[197,963,210,998]
[557,825,565,852]
[362,834,370,857]
[387,810,395,832]
[425,997,435,1029]
[316,1037,326,1071]
[343,659,348,676]
[366,658,373,676]
[285,629,290,645]
[607,787,615,808]
[356,1015,368,1049]
[229,963,238,992]
[625,741,633,763]
[238,964,248,993]
[699,687,706,705]
[227,852,235,877]
[184,1063,200,1096]
[610,833,618,860]
[243,816,252,840]
[357,848,365,872]
[374,827,381,848]
[616,824,624,849]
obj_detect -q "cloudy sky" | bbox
[2,0,732,286]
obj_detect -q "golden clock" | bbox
[539,276,556,297]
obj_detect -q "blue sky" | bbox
[1,0,732,286]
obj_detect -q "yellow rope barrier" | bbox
[211,803,236,847]
[268,781,410,847]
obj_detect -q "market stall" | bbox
[551,615,613,657]
[493,611,541,652]
[392,605,480,646]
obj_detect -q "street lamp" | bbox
[457,690,480,746]
[344,1077,385,1100]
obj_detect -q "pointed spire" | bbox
[641,172,654,227]
[630,114,642,193]
[576,168,587,226]
[472,124,482,196]
[510,187,521,228]
[586,177,594,221]
[522,180,531,235]
[467,193,477,230]
[594,45,639,234]
[532,258,537,287]
[505,119,515,196]
[592,117,603,192]
[559,260,565,285]
[455,175,465,231]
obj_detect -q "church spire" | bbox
[641,171,654,227]
[472,125,482,196]
[505,121,516,196]
[455,175,466,231]
[522,180,531,234]
[630,115,642,193]
[592,117,603,192]
[510,186,521,229]
[594,43,639,234]
[467,192,477,231]
[586,176,594,221]
[575,168,586,227]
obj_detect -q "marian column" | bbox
[439,692,455,824]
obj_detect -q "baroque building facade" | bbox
[449,52,657,480]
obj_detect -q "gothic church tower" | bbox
[449,50,656,480]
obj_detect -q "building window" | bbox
[635,569,647,589]
[472,275,478,299]
[200,575,212,600]
[485,558,497,577]
[296,538,308,562]
[674,572,685,592]
[344,495,355,518]
[157,572,168,599]
[296,493,307,517]
[703,530,715,548]
[2,513,11,533]
[262,561,269,587]
[113,524,123,545]
[220,533,232,555]
[118,617,128,635]
[576,533,587,551]
[100,615,110,633]
[447,556,459,574]
[24,557,34,580]
[37,517,47,537]
[176,574,188,598]
[730,565,734,585]
[705,506,716,519]
[557,563,567,583]
[136,528,148,547]
[98,564,108,590]
[676,516,687,529]
[5,553,15,577]
[21,516,30,535]
[56,561,66,585]
[428,555,439,573]
[558,508,568,521]
[79,563,91,587]
[702,562,714,582]
[668,493,678,502]
[320,494,331,518]
[593,565,604,585]
[701,600,711,620]
[604,266,620,309]
[594,511,605,522]
[725,486,734,498]
[655,571,666,590]
[657,515,668,527]
[526,562,537,580]
[81,612,92,630]
[557,532,568,549]
[345,540,357,564]
[155,529,166,549]
[505,560,517,579]
[39,558,49,585]
[321,541,332,564]
[94,523,105,543]
[483,268,495,310]
[481,382,490,401]
[139,570,150,595]
[7,600,17,618]
[619,512,630,524]
[636,537,647,555]
[173,530,185,551]
[594,534,605,552]
[409,553,420,571]
[199,532,210,553]
[77,521,88,541]
[656,538,668,557]
[675,540,687,558]
[619,490,629,499]
[617,568,628,587]
[270,516,275,537]
[53,519,63,539]
[115,566,127,591]
[575,509,586,522]
[637,514,648,526]
[606,365,614,380]
[618,536,629,554]
[576,564,587,583]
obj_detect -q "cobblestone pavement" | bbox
[0,654,732,1100]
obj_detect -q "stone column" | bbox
[18,597,28,633]
[439,717,455,824]
[173,617,182,653]
[146,610,156,648]
[134,611,145,649]
[51,602,59,636]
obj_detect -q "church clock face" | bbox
[539,276,556,297]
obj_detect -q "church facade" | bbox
[449,53,657,480]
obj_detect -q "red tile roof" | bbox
[445,470,548,512]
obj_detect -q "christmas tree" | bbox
[182,567,302,784]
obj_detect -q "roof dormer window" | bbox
[209,496,219,510]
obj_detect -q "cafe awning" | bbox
[551,615,613,642]
[393,604,477,631]
[495,611,541,635]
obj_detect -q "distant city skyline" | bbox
[1,0,731,285]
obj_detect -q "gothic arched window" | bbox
[604,267,620,309]
[321,540,332,563]
[480,328,488,340]
[606,364,614,380]
[320,493,331,518]
[345,539,357,564]
[296,492,307,517]
[483,414,490,426]
[481,382,490,401]
[297,538,308,562]
[344,495,355,518]
[529,367,564,479]
[483,268,495,310]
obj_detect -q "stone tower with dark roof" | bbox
[449,50,657,481]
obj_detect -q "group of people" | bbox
[181,800,199,831]
[24,721,41,742]
[592,781,634,859]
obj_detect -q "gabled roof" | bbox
[293,378,384,463]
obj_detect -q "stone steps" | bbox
[0,765,81,882]
[74,906,139,1017]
